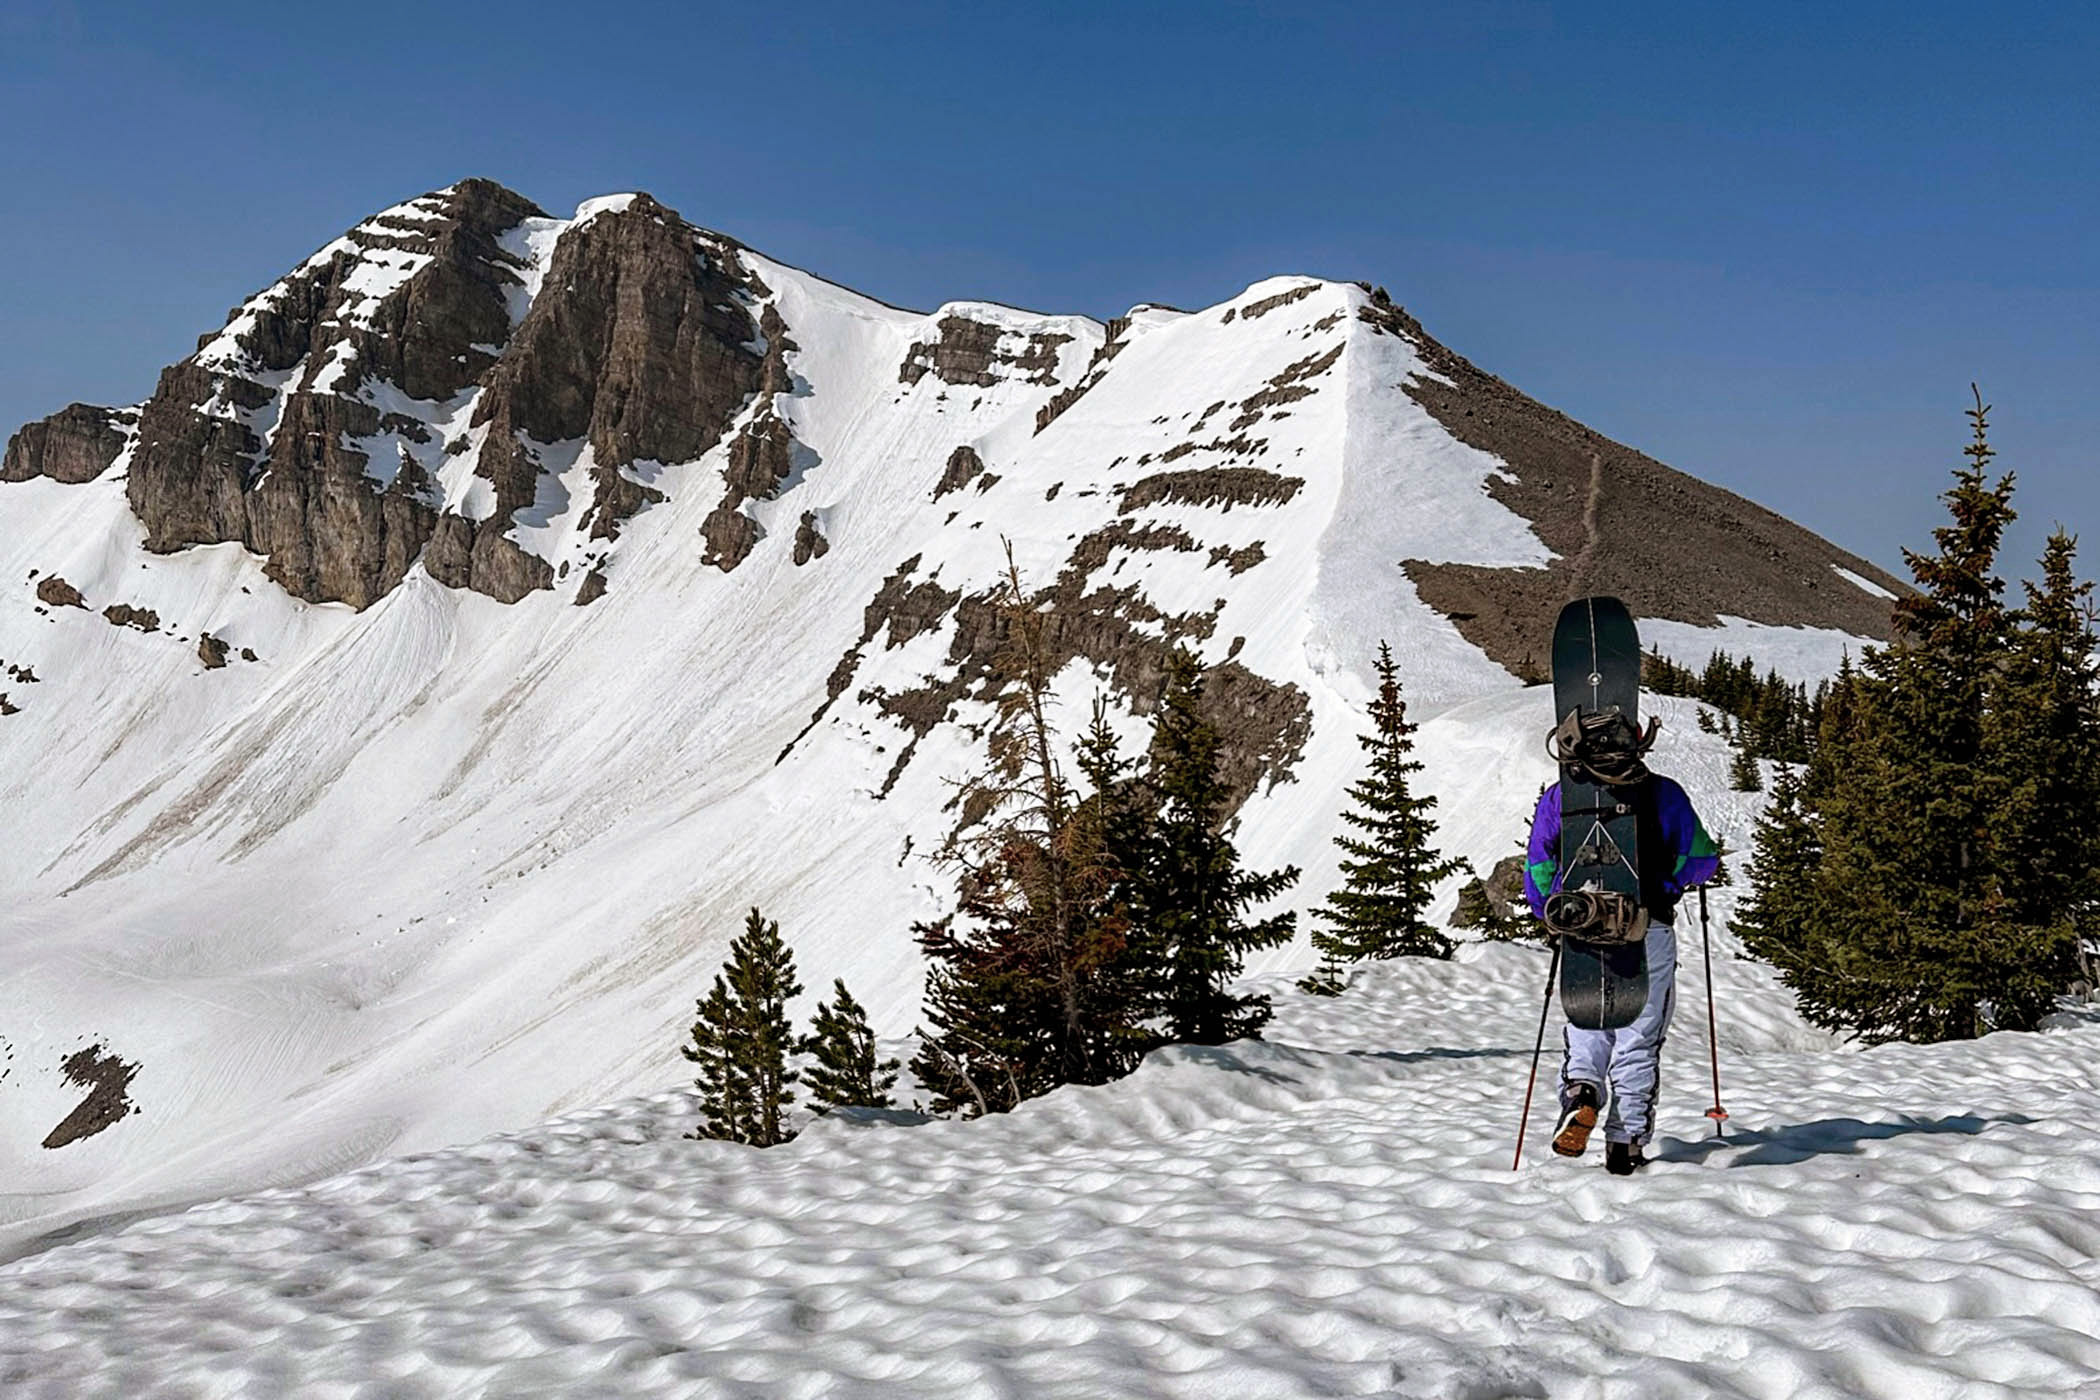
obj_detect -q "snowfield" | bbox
[1,694,2096,1397]
[0,951,2094,1397]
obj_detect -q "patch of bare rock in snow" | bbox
[1,943,2096,1399]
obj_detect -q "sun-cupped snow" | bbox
[0,196,1889,1274]
[2,768,2094,1396]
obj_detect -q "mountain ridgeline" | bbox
[7,178,1899,661]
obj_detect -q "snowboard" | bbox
[1550,596,1648,1030]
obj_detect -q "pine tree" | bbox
[1295,947,1347,996]
[1312,643,1462,961]
[682,976,748,1142]
[1728,732,1764,792]
[1738,390,2066,1041]
[683,907,804,1145]
[801,978,900,1112]
[911,547,1148,1114]
[1985,528,2098,1005]
[1138,647,1299,1044]
[1735,765,1828,991]
[1070,699,1168,1075]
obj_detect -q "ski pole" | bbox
[1699,885,1729,1137]
[1512,936,1564,1171]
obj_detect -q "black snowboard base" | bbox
[1559,937,1650,1031]
[1551,596,1649,1032]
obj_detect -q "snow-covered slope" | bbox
[0,182,1905,1262]
[2,701,2094,1395]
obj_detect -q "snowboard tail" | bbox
[1559,938,1649,1031]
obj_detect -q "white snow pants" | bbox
[1559,920,1677,1146]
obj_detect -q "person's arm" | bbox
[1657,777,1720,896]
[1523,785,1561,919]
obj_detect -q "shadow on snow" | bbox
[1656,1111,2037,1167]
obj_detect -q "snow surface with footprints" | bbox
[2,695,2096,1397]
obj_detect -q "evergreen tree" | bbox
[1739,390,2070,1041]
[1137,648,1300,1043]
[801,978,900,1112]
[1070,699,1169,1074]
[911,548,1149,1115]
[1295,947,1347,996]
[1643,647,1699,696]
[1987,529,2099,998]
[682,976,748,1143]
[1728,732,1764,792]
[1312,643,1462,961]
[1735,765,1828,990]
[683,907,803,1145]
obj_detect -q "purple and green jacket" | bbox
[1524,775,1719,924]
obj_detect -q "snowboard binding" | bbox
[1546,708,1660,787]
[1543,884,1649,945]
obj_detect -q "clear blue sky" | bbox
[4,1,2092,579]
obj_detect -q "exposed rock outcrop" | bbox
[798,520,1310,806]
[41,1043,140,1150]
[900,316,1071,389]
[793,511,829,566]
[16,182,778,612]
[1119,468,1303,514]
[474,193,765,552]
[574,566,608,607]
[693,296,806,572]
[2,404,134,484]
[198,633,230,669]
[123,179,545,610]
[102,605,159,632]
[1035,316,1131,435]
[700,506,760,572]
[422,512,554,604]
[933,445,986,500]
[34,577,85,610]
[1224,282,1318,323]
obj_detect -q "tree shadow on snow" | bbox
[1655,1111,2037,1168]
[1353,1047,1524,1067]
[1178,1044,1520,1087]
[1171,1044,1304,1084]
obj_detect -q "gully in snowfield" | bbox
[1525,597,1718,1176]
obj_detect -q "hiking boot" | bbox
[1605,1140,1647,1176]
[1552,1083,1601,1157]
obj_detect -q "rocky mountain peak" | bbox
[1,187,1917,1260]
[4,181,791,611]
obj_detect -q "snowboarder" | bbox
[1523,769,1718,1174]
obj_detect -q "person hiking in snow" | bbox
[1523,764,1718,1175]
